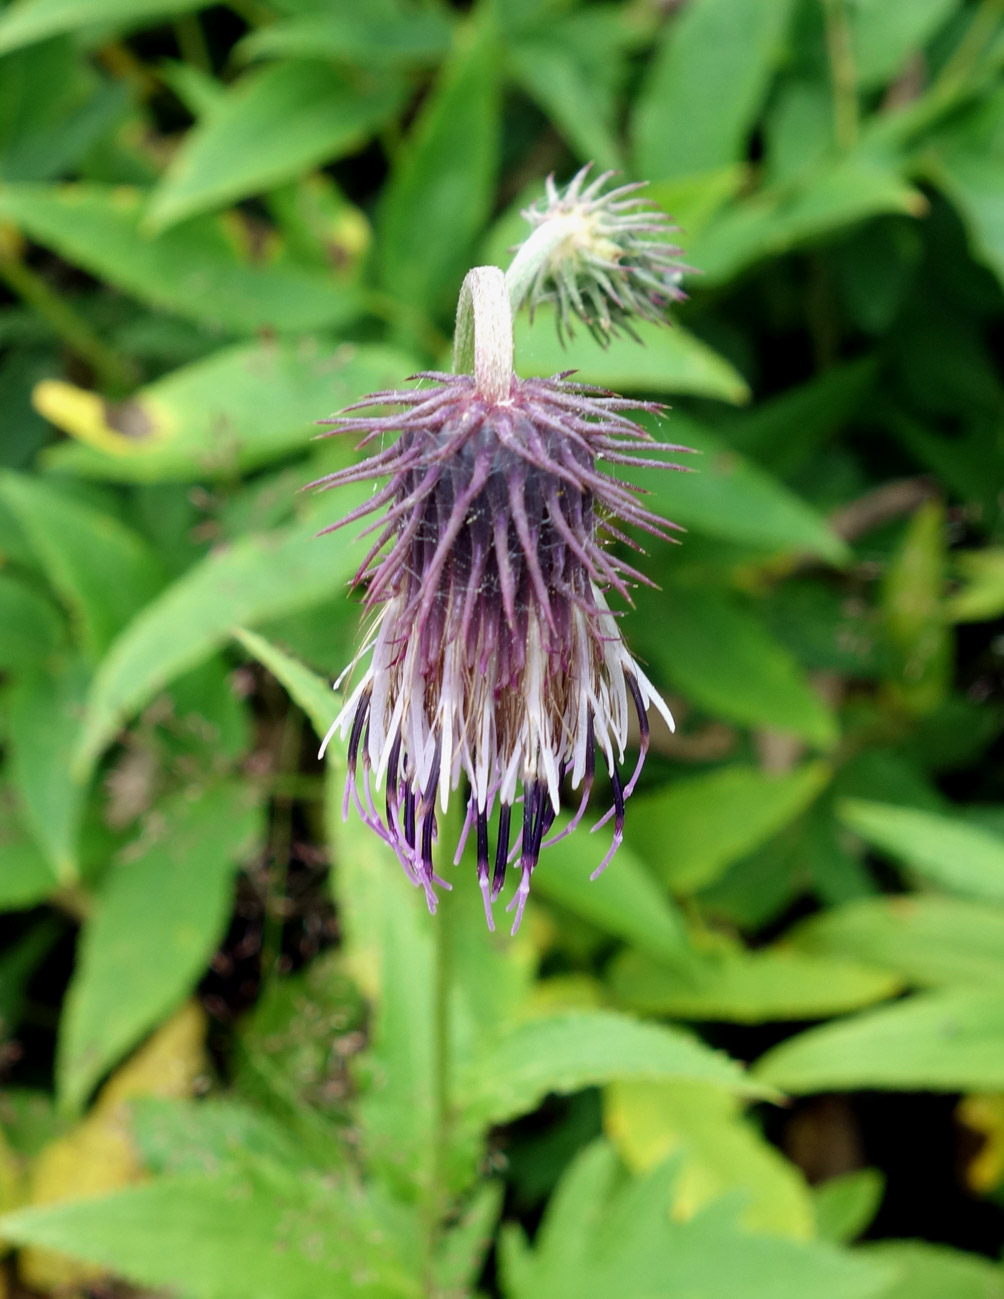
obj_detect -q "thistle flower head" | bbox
[512,163,687,345]
[315,360,689,933]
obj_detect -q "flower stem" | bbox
[423,810,459,1297]
[452,265,513,401]
[504,214,577,317]
[821,0,858,153]
[432,876,453,1191]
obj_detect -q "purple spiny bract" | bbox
[314,370,689,932]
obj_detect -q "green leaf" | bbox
[880,500,951,715]
[327,762,465,1198]
[378,24,500,313]
[605,1079,814,1238]
[6,658,89,883]
[609,943,901,1023]
[764,580,880,678]
[790,894,1004,987]
[131,1096,320,1178]
[647,166,748,241]
[632,0,796,180]
[234,951,364,1138]
[764,76,833,187]
[41,340,418,483]
[0,572,63,670]
[531,824,690,963]
[813,1169,885,1244]
[147,63,404,231]
[724,359,876,478]
[0,0,206,55]
[0,471,163,659]
[435,1181,504,1295]
[838,799,1004,903]
[72,491,365,780]
[0,793,59,910]
[634,585,839,745]
[929,89,1004,291]
[690,159,925,286]
[621,416,850,562]
[859,1241,1004,1299]
[851,0,957,90]
[508,23,623,172]
[755,987,1004,1093]
[57,781,262,1112]
[463,1010,771,1131]
[234,629,337,744]
[500,1140,894,1299]
[330,799,535,1198]
[516,311,750,404]
[834,217,924,336]
[627,762,831,892]
[0,184,361,334]
[946,549,1004,622]
[0,38,128,183]
[0,1165,422,1299]
[238,6,453,68]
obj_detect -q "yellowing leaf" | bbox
[41,340,418,483]
[957,1095,1004,1193]
[605,1079,813,1239]
[0,1128,23,1259]
[33,380,169,457]
[19,1002,206,1293]
[947,549,1004,623]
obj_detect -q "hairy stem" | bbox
[452,265,513,401]
[504,214,578,317]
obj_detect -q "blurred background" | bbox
[1,0,1004,1295]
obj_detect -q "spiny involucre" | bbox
[317,171,691,933]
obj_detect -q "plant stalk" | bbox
[504,214,579,317]
[452,265,513,400]
[933,0,1004,97]
[0,250,137,394]
[423,807,459,1297]
[821,0,859,152]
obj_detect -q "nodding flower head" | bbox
[512,164,687,345]
[314,350,690,933]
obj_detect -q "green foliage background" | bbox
[1,0,1004,1294]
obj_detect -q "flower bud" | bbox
[508,164,687,345]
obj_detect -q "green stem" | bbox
[431,880,453,1201]
[260,708,303,981]
[933,0,1004,97]
[821,0,858,153]
[504,214,578,317]
[173,13,212,74]
[423,800,463,1296]
[0,252,136,394]
[452,266,513,400]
